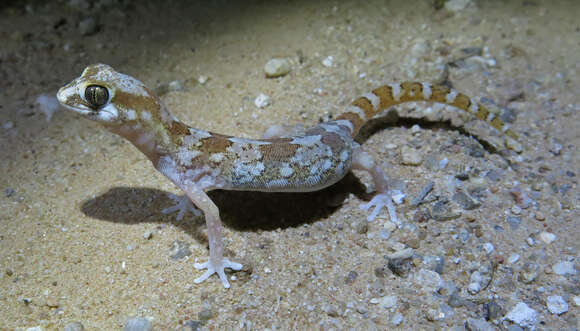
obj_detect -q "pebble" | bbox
[526,237,535,246]
[64,322,85,331]
[198,309,213,322]
[254,93,271,108]
[482,243,494,254]
[467,271,483,294]
[123,317,153,331]
[573,296,580,307]
[505,302,538,329]
[376,295,396,309]
[322,56,334,67]
[168,80,183,92]
[401,146,422,166]
[388,256,413,277]
[142,229,153,240]
[36,94,60,122]
[169,240,191,260]
[505,137,523,153]
[391,312,404,325]
[546,295,568,315]
[198,76,209,85]
[264,58,291,78]
[322,303,340,317]
[354,220,368,234]
[538,231,556,244]
[452,192,480,210]
[484,300,505,320]
[414,268,442,293]
[465,318,495,331]
[518,262,539,284]
[505,216,521,230]
[78,17,98,36]
[507,253,520,264]
[552,261,577,276]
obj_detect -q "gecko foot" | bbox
[359,191,400,225]
[162,193,202,220]
[194,258,243,288]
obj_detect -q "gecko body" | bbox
[57,64,517,288]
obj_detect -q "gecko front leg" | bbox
[179,184,242,288]
[352,148,400,226]
[157,157,242,288]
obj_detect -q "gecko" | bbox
[57,64,518,288]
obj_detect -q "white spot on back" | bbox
[141,111,152,122]
[422,82,432,99]
[363,92,380,110]
[445,89,458,103]
[486,113,495,122]
[126,109,137,120]
[389,83,402,102]
[280,164,294,177]
[209,153,224,163]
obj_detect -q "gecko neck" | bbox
[107,105,181,166]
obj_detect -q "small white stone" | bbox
[379,295,398,309]
[546,295,568,315]
[539,231,557,244]
[391,312,404,325]
[254,93,271,108]
[505,302,538,328]
[572,296,580,307]
[526,237,535,246]
[384,143,398,150]
[401,146,422,166]
[198,75,209,85]
[482,243,494,254]
[264,58,291,78]
[414,268,441,293]
[507,253,520,264]
[552,261,577,276]
[410,124,422,134]
[511,205,522,215]
[322,56,334,67]
[468,282,481,294]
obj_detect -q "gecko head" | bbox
[57,64,169,127]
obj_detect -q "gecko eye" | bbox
[85,85,109,109]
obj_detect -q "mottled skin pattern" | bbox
[57,64,518,288]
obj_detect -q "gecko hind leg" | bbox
[162,193,203,220]
[352,148,401,226]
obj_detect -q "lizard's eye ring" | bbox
[85,85,109,109]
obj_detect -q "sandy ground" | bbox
[0,0,578,329]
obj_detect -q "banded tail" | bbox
[337,82,518,140]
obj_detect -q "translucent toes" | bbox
[194,258,243,288]
[162,193,202,220]
[360,192,399,225]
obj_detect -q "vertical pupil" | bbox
[86,85,108,108]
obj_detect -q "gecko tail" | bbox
[337,82,518,141]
